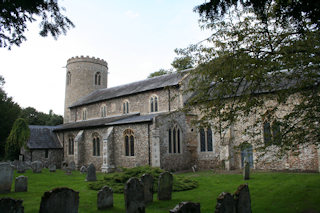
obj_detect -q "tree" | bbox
[181,1,319,156]
[148,68,172,78]
[0,75,21,159]
[20,107,63,126]
[5,118,30,160]
[0,0,74,49]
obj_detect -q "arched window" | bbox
[92,135,100,156]
[95,72,101,85]
[150,95,158,113]
[263,121,282,146]
[82,109,87,120]
[101,105,107,117]
[68,136,74,155]
[124,129,134,156]
[66,71,71,85]
[123,100,129,114]
[200,128,213,152]
[168,125,181,154]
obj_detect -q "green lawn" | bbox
[0,169,319,213]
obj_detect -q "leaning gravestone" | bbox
[31,161,43,173]
[15,176,28,192]
[158,171,173,200]
[69,161,76,171]
[124,177,145,213]
[0,162,14,193]
[170,201,201,213]
[141,173,154,203]
[86,163,97,181]
[48,164,56,172]
[80,165,87,174]
[39,187,79,213]
[215,192,236,213]
[97,186,113,210]
[0,197,24,213]
[234,184,252,213]
[243,160,250,180]
[17,161,26,173]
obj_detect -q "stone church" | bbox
[25,56,320,172]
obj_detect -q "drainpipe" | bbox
[148,124,151,166]
[62,132,65,161]
[168,88,171,112]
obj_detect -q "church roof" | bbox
[27,126,62,149]
[70,71,188,108]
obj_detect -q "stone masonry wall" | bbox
[24,149,63,168]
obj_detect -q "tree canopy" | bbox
[0,0,74,49]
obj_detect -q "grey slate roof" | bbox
[106,113,161,126]
[70,71,187,108]
[27,126,62,149]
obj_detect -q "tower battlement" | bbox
[67,56,108,68]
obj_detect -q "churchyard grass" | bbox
[0,169,319,212]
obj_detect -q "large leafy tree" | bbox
[181,1,319,155]
[0,0,74,49]
[20,107,63,126]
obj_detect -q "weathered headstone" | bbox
[69,161,76,171]
[243,160,250,180]
[170,201,201,213]
[31,161,43,173]
[49,164,56,172]
[234,184,252,213]
[19,155,23,162]
[15,176,28,192]
[0,162,14,193]
[158,171,173,200]
[124,177,145,213]
[0,197,24,213]
[215,192,236,213]
[39,187,79,213]
[17,161,26,173]
[65,167,72,175]
[80,165,87,174]
[97,186,113,210]
[141,173,154,203]
[86,163,97,181]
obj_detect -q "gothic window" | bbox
[168,125,181,154]
[45,150,49,158]
[101,105,107,117]
[200,128,213,152]
[82,109,87,120]
[123,101,129,114]
[150,95,158,113]
[95,72,101,85]
[263,121,281,145]
[68,136,74,155]
[66,71,71,85]
[93,135,100,156]
[124,129,134,156]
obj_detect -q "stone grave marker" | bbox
[69,161,76,171]
[15,176,28,192]
[86,163,97,181]
[97,186,113,210]
[39,187,79,213]
[141,173,154,203]
[124,177,145,213]
[0,162,14,193]
[0,197,24,213]
[170,201,201,213]
[234,184,252,213]
[80,165,87,174]
[49,164,56,172]
[243,159,250,180]
[158,171,173,200]
[17,161,26,173]
[31,161,43,173]
[215,192,236,213]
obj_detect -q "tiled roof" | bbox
[27,126,62,149]
[70,71,188,108]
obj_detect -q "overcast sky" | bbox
[0,0,210,116]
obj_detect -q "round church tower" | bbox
[64,56,108,123]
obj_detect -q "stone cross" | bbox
[97,186,113,210]
[234,184,252,213]
[86,163,97,181]
[0,162,14,193]
[215,192,236,213]
[39,187,79,213]
[124,177,145,213]
[157,171,173,200]
[0,197,24,213]
[170,201,201,213]
[140,173,154,203]
[15,176,28,192]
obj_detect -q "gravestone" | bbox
[65,167,72,175]
[124,177,145,213]
[215,192,236,213]
[69,161,76,171]
[0,197,24,213]
[97,186,113,210]
[234,184,252,213]
[48,164,56,172]
[86,163,97,181]
[80,166,87,174]
[0,162,14,193]
[141,173,154,203]
[15,176,28,192]
[158,171,173,200]
[243,160,250,180]
[170,201,201,213]
[31,161,43,173]
[39,187,79,213]
[17,162,26,173]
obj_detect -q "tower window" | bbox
[66,71,71,85]
[168,125,181,154]
[150,95,158,113]
[124,129,134,156]
[95,72,101,85]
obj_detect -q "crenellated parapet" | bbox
[67,56,108,68]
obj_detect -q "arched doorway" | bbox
[241,143,253,168]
